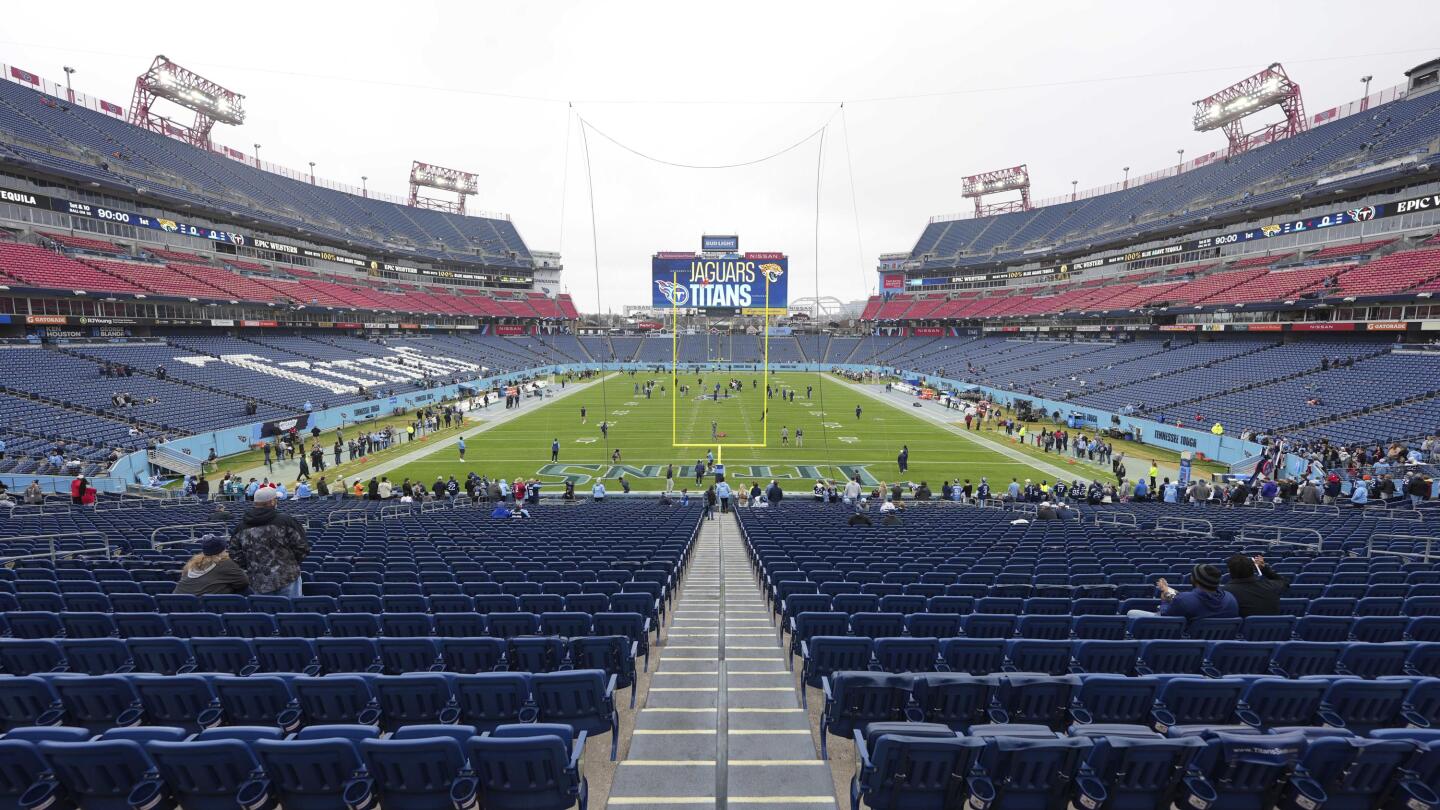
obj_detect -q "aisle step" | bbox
[607,511,838,809]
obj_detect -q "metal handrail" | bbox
[1288,503,1341,517]
[6,502,73,518]
[1094,511,1138,529]
[379,503,412,520]
[93,498,146,513]
[325,508,371,526]
[1368,533,1440,562]
[1154,516,1214,537]
[0,545,113,563]
[0,531,111,564]
[149,522,231,546]
[1363,506,1425,522]
[1238,524,1325,552]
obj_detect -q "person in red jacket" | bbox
[70,474,86,505]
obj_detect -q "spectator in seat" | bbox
[227,487,308,598]
[23,480,44,505]
[1224,553,1287,617]
[70,473,86,505]
[1129,564,1238,627]
[1298,479,1321,505]
[175,534,249,596]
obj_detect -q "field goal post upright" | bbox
[662,250,779,467]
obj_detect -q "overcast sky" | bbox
[3,1,1437,311]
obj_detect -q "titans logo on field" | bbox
[655,280,689,307]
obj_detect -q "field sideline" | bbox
[382,372,1060,493]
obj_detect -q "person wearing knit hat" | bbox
[1126,562,1237,629]
[174,533,249,596]
[228,484,309,597]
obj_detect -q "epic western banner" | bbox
[652,253,788,315]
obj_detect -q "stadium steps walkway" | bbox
[606,511,838,809]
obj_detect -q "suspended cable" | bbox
[810,124,835,486]
[577,111,611,462]
[576,109,837,170]
[839,105,871,299]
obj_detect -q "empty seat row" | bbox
[1,721,587,810]
[849,723,1440,810]
[799,636,1440,692]
[820,670,1440,759]
[0,587,665,616]
[0,635,639,701]
[3,608,656,644]
[0,669,622,758]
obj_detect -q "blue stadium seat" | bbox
[248,734,371,810]
[1150,677,1246,736]
[1076,735,1208,810]
[148,734,268,810]
[1280,736,1419,810]
[292,675,381,727]
[967,736,1091,809]
[458,726,588,810]
[532,669,618,760]
[212,675,301,732]
[33,738,165,810]
[357,734,469,809]
[1069,674,1160,729]
[1315,676,1411,733]
[910,673,998,733]
[850,722,982,810]
[820,671,912,760]
[451,672,535,732]
[1180,731,1305,810]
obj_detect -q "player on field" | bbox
[580,405,587,424]
[551,438,560,462]
[856,405,863,420]
[780,426,789,446]
[712,420,719,439]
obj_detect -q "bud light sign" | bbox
[701,235,739,252]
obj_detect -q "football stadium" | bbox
[3,4,1440,807]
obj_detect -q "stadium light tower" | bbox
[128,55,245,150]
[1193,63,1306,156]
[408,161,479,214]
[961,164,1031,217]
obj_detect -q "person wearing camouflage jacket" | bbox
[227,486,309,597]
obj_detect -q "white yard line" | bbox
[836,377,1078,482]
[233,374,611,485]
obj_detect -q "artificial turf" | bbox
[385,372,1058,493]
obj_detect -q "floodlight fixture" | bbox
[129,55,245,149]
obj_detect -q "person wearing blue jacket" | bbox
[1128,564,1238,627]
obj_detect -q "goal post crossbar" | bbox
[669,271,772,460]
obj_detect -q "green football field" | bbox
[386,372,1057,492]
